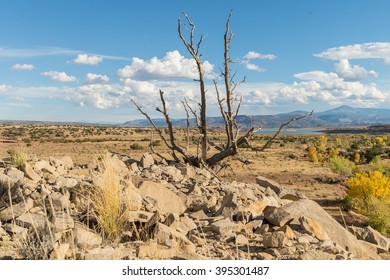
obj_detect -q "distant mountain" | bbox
[3,105,390,128]
[316,105,390,125]
[123,105,390,128]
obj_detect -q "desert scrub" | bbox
[369,155,388,174]
[307,146,318,163]
[347,171,390,235]
[91,154,130,241]
[347,171,390,205]
[130,143,144,150]
[7,149,29,169]
[329,155,355,176]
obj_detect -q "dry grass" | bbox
[7,149,29,169]
[91,154,129,241]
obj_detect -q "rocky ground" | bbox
[0,152,389,260]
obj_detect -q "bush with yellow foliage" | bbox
[346,171,390,235]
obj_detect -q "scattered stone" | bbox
[138,242,180,259]
[246,193,277,217]
[348,226,390,252]
[52,212,74,232]
[0,198,34,222]
[74,222,102,249]
[140,153,154,169]
[281,199,380,259]
[263,206,293,226]
[139,181,186,215]
[50,243,70,260]
[123,184,143,211]
[45,192,71,212]
[210,218,242,235]
[22,162,41,183]
[263,231,286,248]
[153,222,194,253]
[189,209,208,220]
[235,234,249,245]
[299,216,330,241]
[6,168,24,181]
[298,250,336,260]
[55,177,78,189]
[16,213,47,230]
[128,210,155,223]
[277,225,296,240]
[215,193,238,217]
[84,246,122,260]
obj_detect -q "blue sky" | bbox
[1,0,390,123]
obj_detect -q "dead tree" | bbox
[131,11,312,169]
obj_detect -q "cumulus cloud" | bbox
[243,51,277,60]
[333,59,378,81]
[12,64,35,70]
[85,73,110,84]
[41,71,77,82]
[117,50,215,80]
[315,42,390,63]
[245,63,265,72]
[68,54,103,65]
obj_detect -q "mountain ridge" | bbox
[2,105,390,128]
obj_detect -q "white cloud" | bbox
[85,73,110,84]
[41,71,77,82]
[117,50,215,80]
[333,59,378,81]
[0,84,12,92]
[12,64,35,70]
[245,63,265,72]
[315,42,390,63]
[0,46,79,58]
[243,51,277,60]
[69,54,103,65]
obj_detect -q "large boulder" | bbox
[281,199,380,259]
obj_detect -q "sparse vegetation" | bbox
[91,154,130,241]
[329,155,356,176]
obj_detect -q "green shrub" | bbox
[130,143,144,150]
[369,155,388,173]
[364,196,390,236]
[329,155,355,176]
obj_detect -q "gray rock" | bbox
[139,181,186,215]
[210,218,242,235]
[348,226,390,252]
[74,222,102,249]
[140,153,154,169]
[246,193,278,217]
[256,176,283,194]
[160,166,183,182]
[55,177,78,189]
[0,198,33,221]
[281,199,380,259]
[299,216,330,240]
[6,168,24,181]
[22,162,41,183]
[298,250,336,260]
[16,213,47,230]
[263,231,286,248]
[52,212,74,232]
[215,193,238,217]
[263,206,293,226]
[123,184,143,211]
[45,192,71,211]
[84,246,121,260]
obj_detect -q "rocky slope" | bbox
[0,152,389,260]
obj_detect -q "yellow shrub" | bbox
[347,171,390,207]
[307,146,318,163]
[354,153,360,164]
[317,135,327,152]
[329,147,339,158]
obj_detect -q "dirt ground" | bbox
[0,125,383,227]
